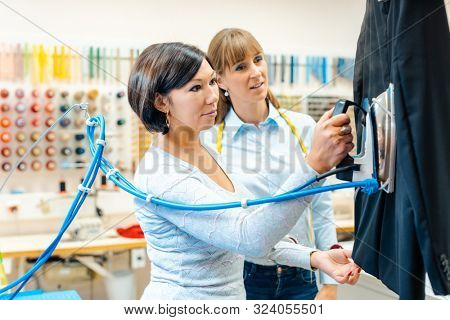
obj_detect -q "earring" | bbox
[224,90,229,97]
[165,112,170,129]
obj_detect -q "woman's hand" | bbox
[310,249,361,285]
[306,109,354,174]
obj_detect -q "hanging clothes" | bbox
[352,0,450,299]
[336,58,355,80]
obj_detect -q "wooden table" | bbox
[0,233,146,259]
[0,218,353,259]
[334,218,355,233]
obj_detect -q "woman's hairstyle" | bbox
[207,28,280,123]
[128,42,207,134]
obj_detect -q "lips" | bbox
[250,82,264,89]
[203,110,217,116]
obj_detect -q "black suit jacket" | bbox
[352,0,450,299]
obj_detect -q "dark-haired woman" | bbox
[129,42,360,299]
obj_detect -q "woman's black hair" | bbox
[128,42,207,134]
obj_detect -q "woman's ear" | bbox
[217,75,227,91]
[154,93,169,113]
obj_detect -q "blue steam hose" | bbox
[0,110,378,299]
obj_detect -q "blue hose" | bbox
[0,112,378,299]
[0,115,105,299]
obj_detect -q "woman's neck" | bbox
[231,99,269,126]
[157,126,202,154]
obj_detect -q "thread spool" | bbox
[16,131,26,142]
[1,131,11,143]
[31,160,42,171]
[15,88,24,99]
[1,103,10,112]
[15,117,26,128]
[16,146,26,157]
[45,89,55,99]
[2,162,11,172]
[44,102,55,113]
[31,89,39,98]
[30,131,40,142]
[74,133,85,141]
[61,147,72,156]
[31,118,41,127]
[30,103,40,113]
[60,91,69,99]
[60,118,71,128]
[45,117,55,127]
[59,132,70,142]
[46,160,56,171]
[14,102,26,113]
[31,147,41,157]
[74,91,84,101]
[17,162,27,171]
[75,147,85,155]
[1,117,11,128]
[45,131,56,142]
[0,89,9,99]
[59,105,69,113]
[87,89,99,100]
[45,146,56,156]
[1,147,11,157]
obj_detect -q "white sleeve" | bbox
[311,181,339,285]
[246,236,316,270]
[136,166,322,258]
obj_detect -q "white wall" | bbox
[0,0,366,55]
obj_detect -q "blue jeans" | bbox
[243,261,318,300]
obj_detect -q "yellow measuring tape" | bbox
[0,251,8,287]
[216,108,314,243]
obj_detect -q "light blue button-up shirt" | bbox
[202,103,338,285]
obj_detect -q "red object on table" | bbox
[116,224,144,239]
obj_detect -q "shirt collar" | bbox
[223,102,281,140]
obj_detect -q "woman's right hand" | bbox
[306,109,354,174]
[310,249,361,285]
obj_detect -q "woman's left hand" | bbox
[310,249,361,285]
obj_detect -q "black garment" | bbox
[352,0,450,299]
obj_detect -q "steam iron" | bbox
[332,83,396,193]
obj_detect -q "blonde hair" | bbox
[207,28,280,123]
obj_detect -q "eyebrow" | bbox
[233,53,263,66]
[192,71,216,82]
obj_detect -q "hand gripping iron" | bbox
[332,83,396,193]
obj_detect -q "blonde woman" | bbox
[205,28,352,300]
